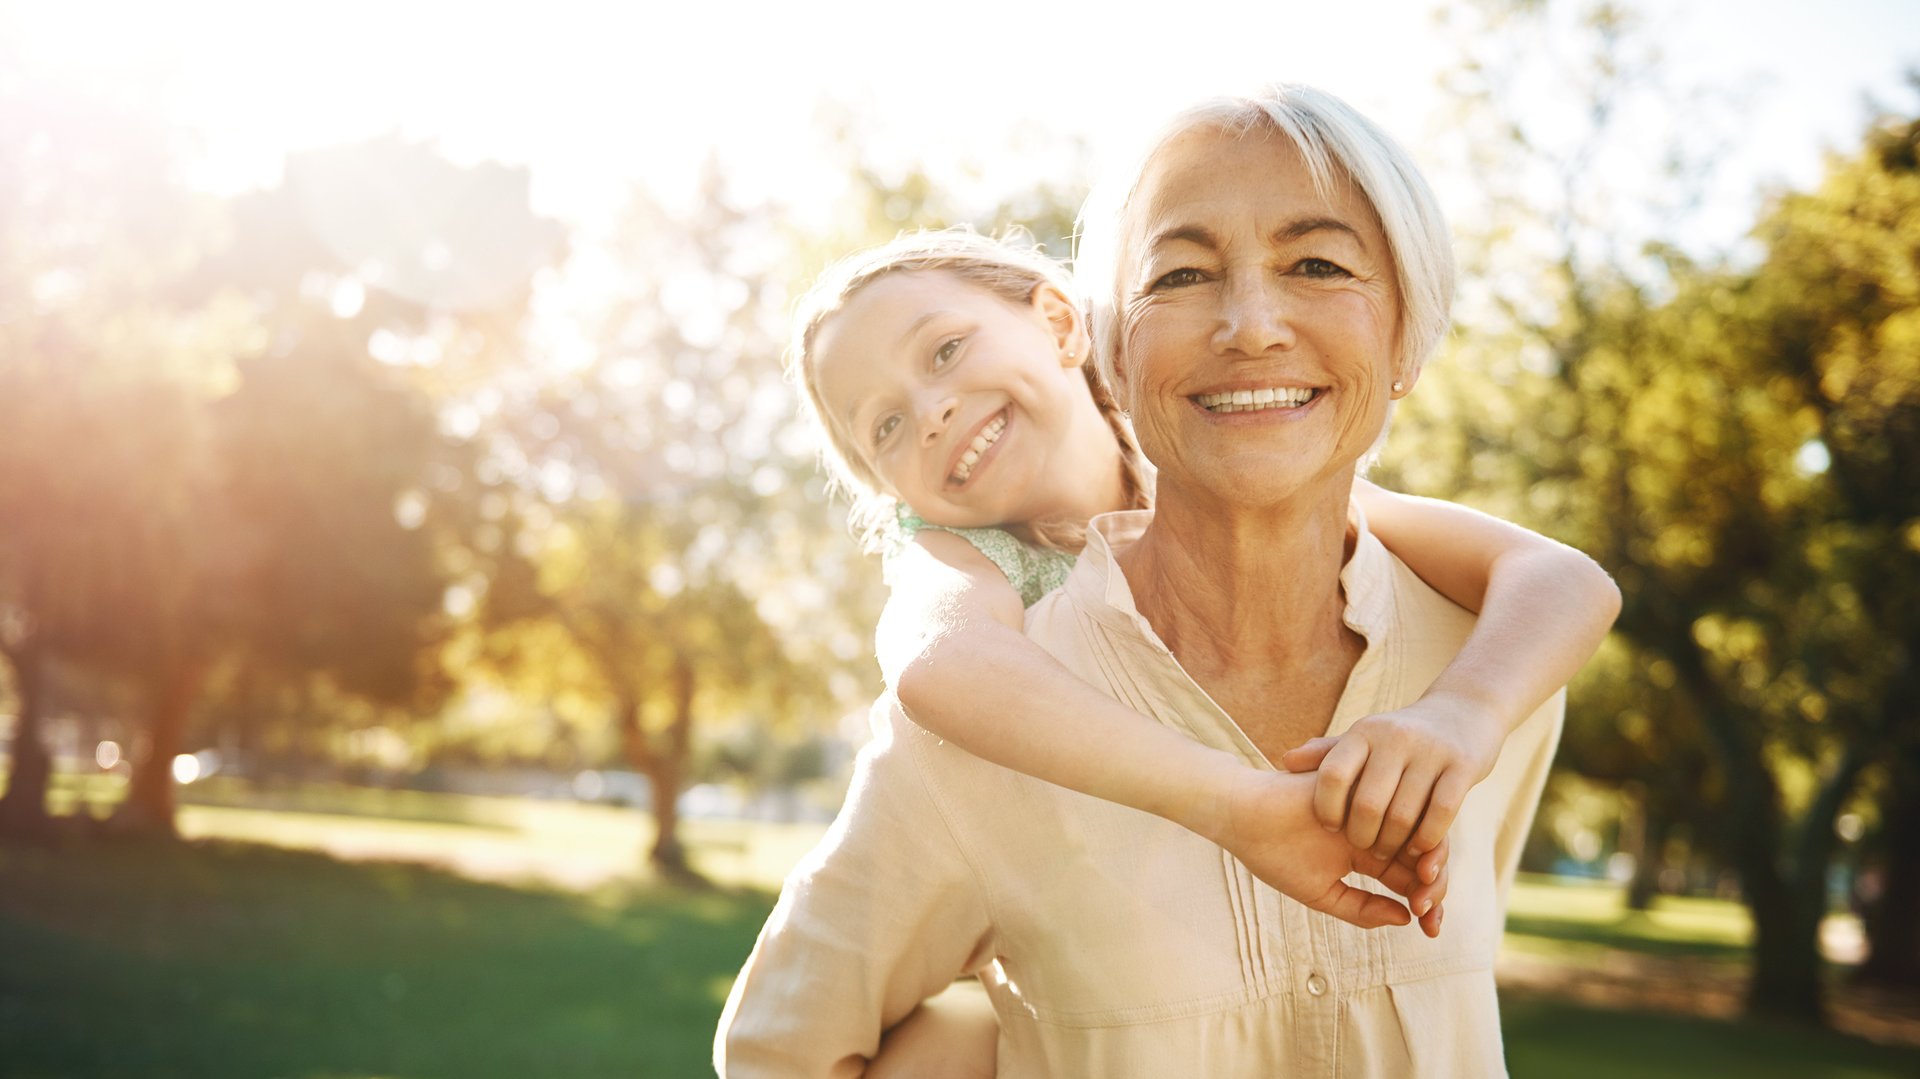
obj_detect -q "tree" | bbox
[1380,0,1915,1023]
[482,497,820,877]
[445,162,862,877]
[0,73,232,836]
[1741,105,1920,990]
[0,110,561,836]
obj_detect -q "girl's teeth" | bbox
[1194,387,1317,413]
[951,414,1007,483]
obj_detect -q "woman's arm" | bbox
[882,532,1448,934]
[1283,478,1621,859]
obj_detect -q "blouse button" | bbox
[1306,973,1328,997]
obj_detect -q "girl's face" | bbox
[812,270,1093,529]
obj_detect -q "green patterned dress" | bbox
[886,507,1075,608]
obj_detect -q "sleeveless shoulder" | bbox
[885,507,1075,608]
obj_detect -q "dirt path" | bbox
[1498,946,1920,1048]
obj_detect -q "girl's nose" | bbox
[919,397,957,445]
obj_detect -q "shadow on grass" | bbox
[0,837,774,1079]
[1503,909,1750,962]
[1502,991,1920,1078]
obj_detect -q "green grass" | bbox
[1504,872,1756,962]
[1502,995,1920,1078]
[0,840,773,1079]
[3,786,1916,1078]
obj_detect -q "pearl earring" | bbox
[1391,380,1405,393]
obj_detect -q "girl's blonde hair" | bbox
[788,227,1148,553]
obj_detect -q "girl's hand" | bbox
[1279,693,1505,860]
[1214,769,1450,933]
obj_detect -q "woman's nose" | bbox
[1212,273,1297,357]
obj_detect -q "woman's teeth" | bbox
[1194,387,1317,413]
[950,414,1007,484]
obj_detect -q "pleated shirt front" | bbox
[718,506,1564,1078]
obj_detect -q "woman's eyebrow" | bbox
[1276,217,1364,246]
[1147,217,1365,251]
[1147,224,1219,251]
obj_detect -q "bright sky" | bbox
[7,0,1916,248]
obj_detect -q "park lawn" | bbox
[3,787,1916,1078]
[0,839,768,1079]
[1504,872,1756,962]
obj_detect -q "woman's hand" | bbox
[1279,692,1504,861]
[1214,769,1450,935]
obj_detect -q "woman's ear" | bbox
[1391,356,1424,399]
[1030,282,1091,369]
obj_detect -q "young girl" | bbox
[790,228,1618,933]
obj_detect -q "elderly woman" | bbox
[718,85,1566,1078]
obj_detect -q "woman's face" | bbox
[1113,125,1404,509]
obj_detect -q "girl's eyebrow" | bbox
[902,309,954,343]
[836,308,963,435]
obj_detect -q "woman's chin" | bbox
[1167,460,1350,513]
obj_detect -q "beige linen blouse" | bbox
[717,507,1564,1078]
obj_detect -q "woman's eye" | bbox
[1297,258,1351,279]
[1152,267,1206,289]
[874,414,901,445]
[932,338,962,369]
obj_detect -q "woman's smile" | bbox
[1188,385,1324,418]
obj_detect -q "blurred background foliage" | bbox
[0,0,1914,1047]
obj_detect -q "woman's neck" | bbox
[1118,473,1357,679]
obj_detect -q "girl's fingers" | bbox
[1344,758,1406,853]
[1312,879,1413,930]
[1406,772,1473,857]
[1280,736,1339,773]
[1419,901,1445,938]
[1311,739,1370,832]
[1371,766,1441,859]
[1407,835,1450,885]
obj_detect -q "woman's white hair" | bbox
[1074,84,1456,403]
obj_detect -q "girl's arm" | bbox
[881,531,1449,936]
[1281,478,1622,860]
[878,531,1246,835]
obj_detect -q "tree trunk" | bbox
[646,751,687,873]
[1745,873,1828,1022]
[1859,760,1920,989]
[648,656,697,876]
[0,645,54,839]
[111,656,207,838]
[1668,638,1834,1024]
[1721,761,1824,1023]
[614,664,700,883]
[1625,793,1669,912]
[1742,737,1864,1024]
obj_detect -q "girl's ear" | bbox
[1029,282,1091,369]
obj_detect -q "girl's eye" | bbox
[932,338,962,369]
[874,414,901,445]
[1298,258,1351,279]
[1151,267,1206,290]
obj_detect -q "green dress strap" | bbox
[885,507,1075,608]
